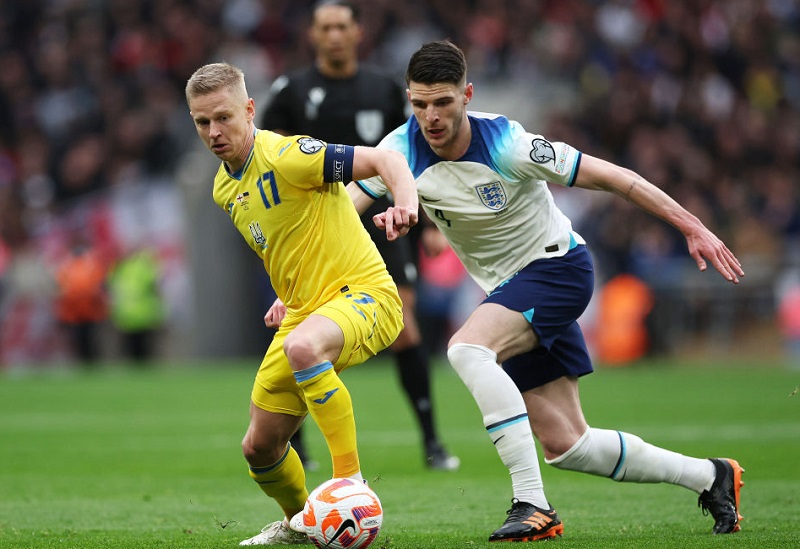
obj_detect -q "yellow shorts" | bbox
[251,284,403,416]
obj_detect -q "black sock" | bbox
[289,428,308,462]
[395,345,437,447]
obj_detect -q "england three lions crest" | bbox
[476,181,507,210]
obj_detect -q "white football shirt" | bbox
[356,111,585,293]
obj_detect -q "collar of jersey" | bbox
[225,131,258,181]
[408,115,496,177]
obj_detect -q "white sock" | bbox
[348,471,364,482]
[546,427,715,492]
[447,343,549,508]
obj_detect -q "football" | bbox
[302,478,383,549]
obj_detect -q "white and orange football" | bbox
[302,478,383,549]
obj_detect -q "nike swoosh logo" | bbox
[278,144,291,156]
[492,435,505,445]
[420,195,441,202]
[330,518,357,543]
[313,388,339,404]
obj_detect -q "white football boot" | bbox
[288,510,306,534]
[239,518,309,545]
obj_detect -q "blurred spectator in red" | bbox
[53,235,109,364]
[594,274,654,365]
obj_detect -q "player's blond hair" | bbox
[185,62,248,104]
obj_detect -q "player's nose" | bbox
[425,106,438,122]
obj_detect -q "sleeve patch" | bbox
[297,137,325,154]
[323,143,355,184]
[529,138,556,164]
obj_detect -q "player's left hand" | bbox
[373,207,418,241]
[686,230,744,284]
[264,298,286,328]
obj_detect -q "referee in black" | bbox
[260,0,459,471]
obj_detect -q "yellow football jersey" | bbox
[212,130,394,317]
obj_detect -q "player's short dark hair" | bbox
[313,0,360,22]
[405,40,467,86]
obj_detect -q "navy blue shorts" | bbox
[483,245,595,392]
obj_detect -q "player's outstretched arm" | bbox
[350,147,418,241]
[573,154,744,284]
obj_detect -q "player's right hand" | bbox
[373,206,418,241]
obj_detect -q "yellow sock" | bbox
[294,361,360,477]
[248,444,307,519]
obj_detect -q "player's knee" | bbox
[537,430,581,461]
[282,333,318,370]
[446,343,497,377]
[447,332,467,350]
[242,431,286,466]
[529,416,586,459]
[545,429,592,471]
[446,342,469,371]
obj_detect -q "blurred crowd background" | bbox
[0,0,798,369]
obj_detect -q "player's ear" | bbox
[246,98,256,122]
[464,83,474,105]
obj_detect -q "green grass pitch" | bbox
[1,356,799,548]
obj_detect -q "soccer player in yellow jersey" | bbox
[185,62,418,545]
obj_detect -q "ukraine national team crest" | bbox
[249,221,267,248]
[355,110,383,145]
[476,181,507,210]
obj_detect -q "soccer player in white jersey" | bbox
[348,40,746,542]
